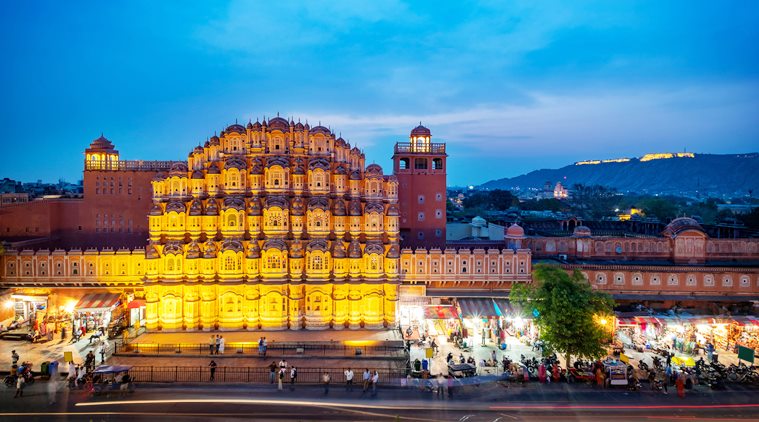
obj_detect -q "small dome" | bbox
[471,216,487,228]
[268,116,289,131]
[209,135,220,146]
[88,134,115,151]
[207,164,221,174]
[572,225,592,238]
[332,242,346,258]
[251,120,262,129]
[662,217,705,238]
[189,200,203,216]
[294,122,304,131]
[205,199,219,216]
[246,120,254,130]
[348,240,362,258]
[310,125,330,135]
[191,170,204,179]
[365,164,383,176]
[226,123,246,134]
[505,223,525,239]
[149,203,163,216]
[169,162,188,175]
[410,124,431,137]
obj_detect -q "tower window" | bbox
[417,212,425,221]
[433,158,443,170]
[399,158,409,170]
[414,158,428,170]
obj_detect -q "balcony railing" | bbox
[85,160,181,171]
[394,142,446,154]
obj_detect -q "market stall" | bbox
[73,292,122,333]
[731,316,759,351]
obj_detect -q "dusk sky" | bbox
[2,1,758,186]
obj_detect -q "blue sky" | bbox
[2,1,758,186]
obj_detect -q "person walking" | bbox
[437,373,446,399]
[277,368,284,391]
[371,370,379,397]
[269,361,277,384]
[209,335,216,355]
[362,368,371,393]
[257,337,263,356]
[447,375,454,399]
[14,375,24,398]
[98,343,106,364]
[218,335,225,355]
[215,335,221,355]
[262,337,268,357]
[322,372,331,395]
[289,366,297,390]
[657,369,668,394]
[345,368,354,392]
[676,372,686,399]
[209,360,217,381]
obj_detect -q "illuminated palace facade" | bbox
[142,118,403,330]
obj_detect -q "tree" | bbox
[510,264,614,367]
[639,197,679,222]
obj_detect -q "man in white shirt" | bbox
[344,368,354,392]
[362,368,371,393]
[371,371,379,396]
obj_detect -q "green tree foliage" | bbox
[519,198,566,212]
[639,197,679,222]
[569,184,619,219]
[510,265,614,366]
[462,189,518,211]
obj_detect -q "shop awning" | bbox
[635,316,660,325]
[458,298,500,318]
[731,316,759,326]
[76,293,121,311]
[127,299,146,309]
[617,317,638,326]
[424,305,459,319]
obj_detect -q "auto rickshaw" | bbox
[91,365,134,396]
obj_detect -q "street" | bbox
[3,377,759,421]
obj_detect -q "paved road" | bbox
[3,378,759,421]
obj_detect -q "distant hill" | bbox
[480,153,759,195]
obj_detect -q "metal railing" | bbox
[128,365,405,384]
[393,143,446,154]
[115,341,407,357]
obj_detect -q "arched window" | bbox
[227,214,236,227]
[312,255,323,270]
[370,256,379,271]
[267,255,281,269]
[166,258,174,272]
[224,256,235,271]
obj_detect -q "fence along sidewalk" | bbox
[129,366,405,384]
[116,342,406,357]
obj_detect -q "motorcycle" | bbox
[4,362,35,388]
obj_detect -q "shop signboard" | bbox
[737,345,755,363]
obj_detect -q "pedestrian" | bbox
[98,343,106,364]
[209,360,217,381]
[11,350,19,366]
[262,337,268,357]
[215,335,221,355]
[219,335,225,354]
[676,372,685,398]
[323,372,331,395]
[278,368,284,391]
[658,369,668,394]
[269,361,277,384]
[362,368,371,393]
[447,375,454,398]
[290,366,297,390]
[491,350,497,364]
[595,367,604,388]
[67,361,77,381]
[279,359,286,370]
[482,328,487,346]
[61,326,67,340]
[14,375,24,398]
[258,337,263,355]
[706,342,714,363]
[345,368,354,392]
[666,353,672,368]
[437,373,446,398]
[371,370,379,396]
[209,335,216,355]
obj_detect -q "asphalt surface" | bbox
[3,378,759,421]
